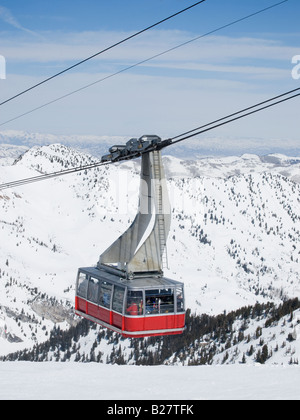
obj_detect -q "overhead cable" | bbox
[171,86,300,142]
[171,90,300,145]
[0,0,206,108]
[0,0,289,128]
[0,86,299,191]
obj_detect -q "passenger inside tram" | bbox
[126,290,143,315]
[145,289,175,314]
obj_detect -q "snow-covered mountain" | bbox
[0,143,300,365]
[163,153,300,184]
[0,130,126,160]
[0,144,28,166]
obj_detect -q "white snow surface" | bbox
[0,362,299,400]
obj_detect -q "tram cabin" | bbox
[75,267,185,338]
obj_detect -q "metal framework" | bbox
[98,150,170,278]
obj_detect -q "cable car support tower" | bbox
[99,149,170,278]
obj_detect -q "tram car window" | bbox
[126,290,143,316]
[145,289,174,314]
[87,277,100,304]
[176,286,185,313]
[112,286,126,314]
[77,272,89,299]
[99,281,112,309]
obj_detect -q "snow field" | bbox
[0,362,299,400]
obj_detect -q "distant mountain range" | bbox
[1,129,300,160]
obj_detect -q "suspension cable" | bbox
[171,91,300,146]
[0,0,288,128]
[170,87,300,143]
[0,86,299,191]
[0,1,206,108]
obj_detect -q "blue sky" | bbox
[0,0,299,155]
[0,0,298,36]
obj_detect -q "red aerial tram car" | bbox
[75,266,185,338]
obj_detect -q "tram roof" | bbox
[78,266,184,290]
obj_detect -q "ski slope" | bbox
[0,362,299,400]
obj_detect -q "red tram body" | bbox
[75,267,185,338]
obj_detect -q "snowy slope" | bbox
[0,144,300,363]
[0,144,28,166]
[0,363,300,400]
[163,153,300,184]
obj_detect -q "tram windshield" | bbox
[146,288,174,314]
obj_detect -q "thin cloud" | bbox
[0,5,41,37]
